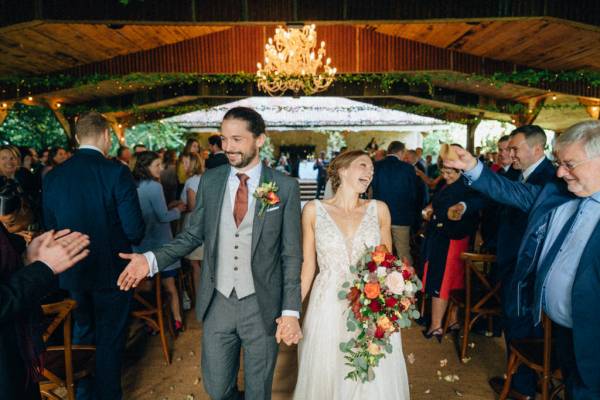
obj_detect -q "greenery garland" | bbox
[2,69,600,98]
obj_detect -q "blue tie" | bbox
[532,199,582,324]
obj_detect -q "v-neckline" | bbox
[317,200,373,261]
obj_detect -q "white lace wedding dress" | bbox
[294,200,410,400]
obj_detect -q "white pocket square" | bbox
[266,206,280,212]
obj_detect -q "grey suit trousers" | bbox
[202,291,279,400]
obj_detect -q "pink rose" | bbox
[384,271,405,295]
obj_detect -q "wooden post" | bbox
[465,114,483,154]
[0,102,13,126]
[49,106,72,138]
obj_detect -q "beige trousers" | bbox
[391,225,413,264]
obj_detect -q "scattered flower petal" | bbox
[455,389,463,397]
[439,358,448,367]
[468,342,475,349]
[425,389,431,394]
[461,357,471,364]
[407,353,416,364]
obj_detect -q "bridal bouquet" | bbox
[338,245,422,382]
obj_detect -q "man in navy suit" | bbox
[43,112,145,400]
[446,121,600,399]
[372,141,422,263]
[452,127,556,399]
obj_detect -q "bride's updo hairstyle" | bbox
[327,150,369,193]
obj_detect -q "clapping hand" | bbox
[28,229,90,274]
[442,146,478,171]
[117,253,150,290]
[447,203,466,221]
[275,316,303,346]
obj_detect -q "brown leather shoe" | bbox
[488,376,533,400]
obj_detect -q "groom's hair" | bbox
[222,107,266,137]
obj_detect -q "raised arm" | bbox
[300,201,317,302]
[444,146,544,213]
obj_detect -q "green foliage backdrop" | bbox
[0,103,68,150]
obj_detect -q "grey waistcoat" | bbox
[215,186,256,299]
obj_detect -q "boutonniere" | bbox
[254,181,280,216]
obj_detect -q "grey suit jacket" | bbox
[153,164,302,335]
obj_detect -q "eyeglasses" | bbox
[553,157,598,172]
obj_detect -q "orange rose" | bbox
[377,315,393,331]
[364,282,381,299]
[266,192,280,205]
[401,298,412,310]
[375,244,389,253]
[371,245,390,264]
[371,251,385,264]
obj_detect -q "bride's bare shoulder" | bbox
[373,200,391,220]
[302,200,318,219]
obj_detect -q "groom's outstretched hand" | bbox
[117,253,150,290]
[275,316,303,346]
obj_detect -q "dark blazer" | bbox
[421,179,479,273]
[372,155,421,226]
[466,164,600,391]
[205,152,229,170]
[0,262,55,400]
[494,159,555,278]
[42,148,145,291]
[153,165,302,335]
[1,224,55,400]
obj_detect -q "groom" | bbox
[117,107,303,399]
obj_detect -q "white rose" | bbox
[404,281,415,296]
[384,271,405,295]
[376,266,387,277]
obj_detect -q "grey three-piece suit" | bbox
[153,164,302,400]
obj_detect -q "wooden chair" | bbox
[500,313,564,400]
[131,274,175,364]
[443,252,500,362]
[39,299,96,400]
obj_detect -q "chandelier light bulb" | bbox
[256,25,336,95]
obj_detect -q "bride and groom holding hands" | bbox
[117,106,410,400]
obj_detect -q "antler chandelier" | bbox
[256,24,337,96]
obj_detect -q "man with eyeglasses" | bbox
[445,121,600,399]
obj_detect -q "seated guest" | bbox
[133,151,187,332]
[420,159,479,341]
[445,121,600,398]
[1,177,90,400]
[0,176,34,237]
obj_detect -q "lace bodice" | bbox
[314,200,381,281]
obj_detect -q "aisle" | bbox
[122,310,505,399]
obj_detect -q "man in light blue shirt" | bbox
[445,121,600,399]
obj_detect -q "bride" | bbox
[293,150,410,399]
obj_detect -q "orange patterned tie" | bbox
[233,173,250,227]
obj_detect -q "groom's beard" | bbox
[227,147,258,169]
